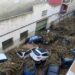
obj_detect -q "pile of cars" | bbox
[0,35,74,75]
[17,35,74,75]
[17,47,49,75]
[17,47,49,62]
[17,35,50,63]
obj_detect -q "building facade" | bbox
[0,0,75,52]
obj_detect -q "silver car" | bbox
[30,48,49,61]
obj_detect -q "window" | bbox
[60,4,68,14]
[42,53,48,56]
[42,10,47,16]
[24,50,31,56]
[2,38,13,49]
[20,30,28,40]
[39,48,47,52]
[33,50,40,56]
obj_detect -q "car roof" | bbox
[34,48,48,54]
[30,35,42,39]
[0,53,7,60]
[38,48,47,52]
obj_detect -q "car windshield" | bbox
[42,53,48,56]
[24,50,31,56]
[33,50,40,56]
[38,48,47,53]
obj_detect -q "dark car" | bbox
[70,48,75,55]
[47,64,60,75]
[24,35,43,44]
[0,72,6,75]
[60,51,74,68]
[61,57,74,68]
[23,64,36,75]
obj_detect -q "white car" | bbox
[0,53,8,63]
[30,48,49,61]
[16,50,31,59]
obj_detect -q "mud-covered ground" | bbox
[0,17,75,75]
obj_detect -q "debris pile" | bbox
[0,16,75,75]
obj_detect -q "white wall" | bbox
[0,3,61,52]
[0,0,46,20]
[0,23,36,52]
[0,3,61,36]
[47,13,59,28]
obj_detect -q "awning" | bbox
[48,0,62,6]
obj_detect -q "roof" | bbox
[0,53,7,60]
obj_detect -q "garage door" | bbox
[36,19,47,32]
